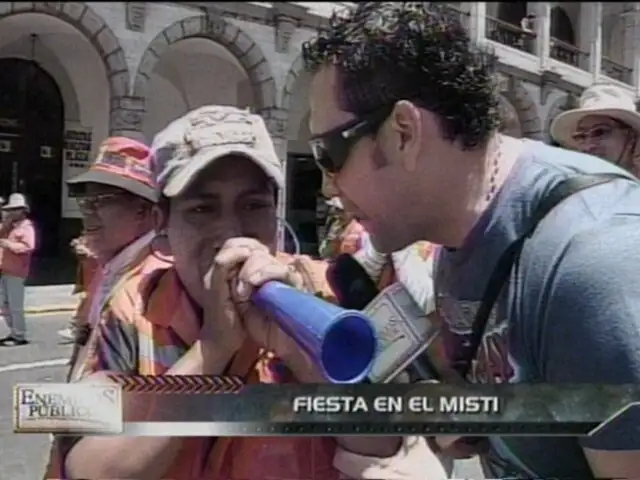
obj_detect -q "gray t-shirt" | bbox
[435,141,640,478]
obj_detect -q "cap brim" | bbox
[2,205,28,211]
[551,107,640,150]
[162,146,285,198]
[67,169,158,203]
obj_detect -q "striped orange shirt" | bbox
[47,249,341,480]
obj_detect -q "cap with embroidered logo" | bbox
[151,105,284,197]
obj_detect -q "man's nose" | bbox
[209,217,245,240]
[581,139,600,155]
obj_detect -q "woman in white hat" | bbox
[550,84,640,176]
[0,193,36,346]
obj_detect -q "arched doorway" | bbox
[498,95,523,138]
[550,7,576,45]
[282,66,324,256]
[141,37,257,141]
[497,2,527,25]
[0,58,64,257]
[287,112,323,256]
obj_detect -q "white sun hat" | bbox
[550,84,640,150]
[2,193,29,211]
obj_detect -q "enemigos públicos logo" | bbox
[14,383,123,434]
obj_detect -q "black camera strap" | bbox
[455,173,631,379]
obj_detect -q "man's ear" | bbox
[389,100,422,173]
[152,204,168,233]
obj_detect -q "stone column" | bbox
[468,2,486,44]
[271,1,306,61]
[590,3,603,82]
[125,2,147,33]
[536,3,552,71]
[259,107,290,251]
[109,96,146,143]
[634,55,640,97]
[274,14,298,55]
[622,4,640,92]
[577,4,593,71]
[236,79,254,110]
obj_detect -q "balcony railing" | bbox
[478,10,639,88]
[550,38,589,70]
[601,57,633,85]
[485,16,536,55]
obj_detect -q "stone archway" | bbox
[279,54,323,254]
[499,75,543,139]
[0,58,65,256]
[545,94,568,143]
[498,95,523,137]
[544,93,579,144]
[0,3,129,133]
[550,6,576,46]
[281,53,312,146]
[282,53,305,116]
[132,14,277,113]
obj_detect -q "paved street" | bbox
[0,313,73,479]
[24,285,76,312]
[0,313,483,479]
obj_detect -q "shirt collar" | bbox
[103,230,155,276]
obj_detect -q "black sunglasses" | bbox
[309,107,393,174]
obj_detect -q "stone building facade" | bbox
[0,2,638,255]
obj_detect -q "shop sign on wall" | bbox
[62,124,93,219]
[0,117,20,154]
[0,139,12,153]
[63,127,92,168]
[40,146,53,158]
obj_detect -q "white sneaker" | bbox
[58,327,75,341]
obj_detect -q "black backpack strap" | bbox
[454,173,630,379]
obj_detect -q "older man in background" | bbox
[551,84,640,176]
[0,193,36,346]
[63,136,158,379]
[58,235,100,343]
[42,136,159,478]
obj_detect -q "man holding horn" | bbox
[44,106,445,479]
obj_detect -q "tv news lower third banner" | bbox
[14,376,640,437]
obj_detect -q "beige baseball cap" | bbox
[151,105,284,197]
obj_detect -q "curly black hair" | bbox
[302,2,501,150]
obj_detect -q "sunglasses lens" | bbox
[77,194,120,212]
[309,139,338,173]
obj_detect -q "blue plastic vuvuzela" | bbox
[252,281,376,384]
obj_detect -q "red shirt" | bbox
[0,218,36,278]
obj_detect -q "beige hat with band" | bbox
[550,84,640,150]
[151,105,284,197]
